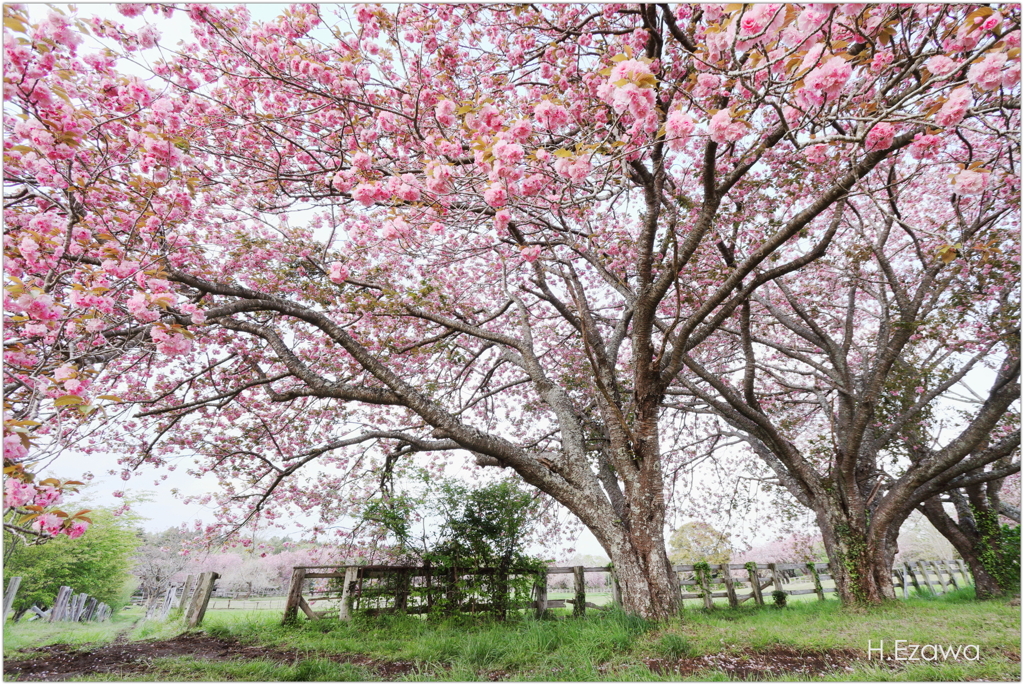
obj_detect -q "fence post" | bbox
[904,562,920,593]
[915,561,935,594]
[159,586,176,619]
[768,563,785,594]
[83,597,98,621]
[720,564,738,608]
[930,561,948,594]
[697,567,714,610]
[807,563,825,601]
[893,567,908,599]
[956,559,973,586]
[395,569,411,612]
[178,575,197,611]
[610,567,622,607]
[338,566,359,621]
[49,586,72,622]
[282,567,307,624]
[185,572,219,628]
[746,565,764,606]
[534,570,548,619]
[572,566,586,617]
[942,560,959,591]
[69,593,84,621]
[3,577,22,622]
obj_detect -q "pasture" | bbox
[3,588,1019,681]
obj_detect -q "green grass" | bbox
[55,657,380,682]
[2,606,180,656]
[4,589,1019,681]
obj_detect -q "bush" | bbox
[357,479,545,619]
[771,590,788,607]
[4,507,139,617]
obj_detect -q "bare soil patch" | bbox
[644,646,884,679]
[3,634,418,681]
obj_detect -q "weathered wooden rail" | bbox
[674,559,973,608]
[282,559,973,623]
[3,579,113,623]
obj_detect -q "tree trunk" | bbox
[919,496,1004,598]
[601,531,679,620]
[816,499,896,605]
[572,468,680,620]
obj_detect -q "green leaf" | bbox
[54,395,84,407]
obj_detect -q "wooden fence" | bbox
[3,578,112,623]
[674,559,973,608]
[282,558,973,623]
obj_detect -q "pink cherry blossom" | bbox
[864,122,895,152]
[952,169,989,196]
[126,292,159,323]
[926,55,959,76]
[798,56,852,107]
[804,144,828,164]
[552,155,591,181]
[534,100,569,129]
[17,292,60,321]
[693,73,720,98]
[396,183,421,202]
[53,363,76,381]
[151,326,192,356]
[909,133,943,160]
[493,139,524,164]
[4,478,35,508]
[3,434,28,462]
[483,183,507,208]
[66,520,90,539]
[31,512,63,536]
[435,99,457,126]
[350,183,378,206]
[180,303,207,325]
[328,262,348,284]
[1002,61,1021,88]
[476,104,503,131]
[507,119,532,141]
[708,110,746,145]
[494,209,511,233]
[521,245,542,262]
[609,59,654,87]
[935,86,972,127]
[352,151,372,170]
[2,3,1016,618]
[967,52,1008,91]
[521,174,547,195]
[665,110,695,150]
[33,484,62,507]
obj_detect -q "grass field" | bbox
[3,588,1019,681]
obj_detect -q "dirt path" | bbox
[3,634,418,681]
[6,634,1015,681]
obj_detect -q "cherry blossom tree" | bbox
[4,4,1020,618]
[674,138,1019,602]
